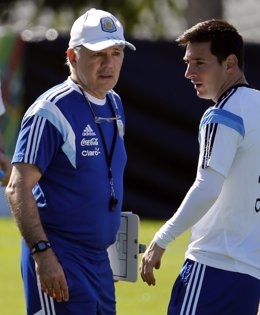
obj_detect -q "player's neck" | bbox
[214,73,248,102]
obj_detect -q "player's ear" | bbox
[225,54,237,72]
[67,48,77,64]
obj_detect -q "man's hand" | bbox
[34,249,69,302]
[139,240,165,286]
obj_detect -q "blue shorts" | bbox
[168,259,260,315]
[21,239,116,315]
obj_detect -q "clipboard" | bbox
[107,212,146,282]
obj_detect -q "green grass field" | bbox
[0,217,189,315]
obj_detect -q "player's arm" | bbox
[140,166,225,286]
[6,162,47,245]
[153,166,224,248]
[5,163,69,302]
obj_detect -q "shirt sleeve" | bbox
[12,114,63,174]
[154,166,225,249]
[198,108,244,176]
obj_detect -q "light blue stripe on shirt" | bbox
[25,100,76,168]
[200,108,245,137]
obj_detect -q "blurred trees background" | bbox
[186,0,222,27]
[0,0,223,40]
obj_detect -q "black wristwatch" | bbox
[31,240,51,255]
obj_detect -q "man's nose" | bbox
[185,64,195,79]
[102,54,113,66]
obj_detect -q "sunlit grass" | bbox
[0,217,25,315]
[116,219,189,315]
[0,217,189,315]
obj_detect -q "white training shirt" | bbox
[155,85,260,280]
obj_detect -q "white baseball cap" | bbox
[69,8,136,51]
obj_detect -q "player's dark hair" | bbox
[176,19,244,70]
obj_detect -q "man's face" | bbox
[183,42,228,101]
[74,45,124,99]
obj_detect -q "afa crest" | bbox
[101,17,117,33]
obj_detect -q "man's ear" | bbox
[226,54,238,71]
[67,48,77,64]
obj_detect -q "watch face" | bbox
[38,242,46,250]
[31,241,50,255]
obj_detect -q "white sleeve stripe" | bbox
[24,115,37,163]
[34,117,46,163]
[29,116,45,164]
[25,100,76,168]
[24,116,46,164]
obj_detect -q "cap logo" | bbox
[100,17,117,33]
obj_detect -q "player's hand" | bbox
[34,249,69,302]
[139,240,165,286]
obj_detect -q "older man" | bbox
[6,8,135,315]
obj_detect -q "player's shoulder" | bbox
[219,85,260,111]
[38,80,76,103]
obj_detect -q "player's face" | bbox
[183,42,228,101]
[75,46,124,99]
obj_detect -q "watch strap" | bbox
[31,240,51,255]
